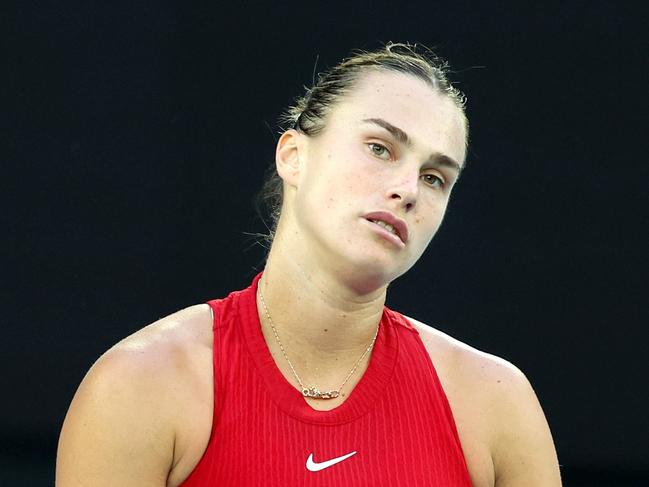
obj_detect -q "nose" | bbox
[387,171,418,212]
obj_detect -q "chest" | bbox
[190,393,472,486]
[175,345,475,486]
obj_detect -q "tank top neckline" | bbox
[239,272,399,425]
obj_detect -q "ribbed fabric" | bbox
[181,274,472,486]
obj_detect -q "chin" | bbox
[339,252,411,292]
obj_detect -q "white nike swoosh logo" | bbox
[306,451,357,472]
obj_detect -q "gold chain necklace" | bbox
[257,286,380,400]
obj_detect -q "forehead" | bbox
[327,70,467,163]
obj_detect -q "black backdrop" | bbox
[4,1,648,485]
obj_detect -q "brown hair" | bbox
[258,42,468,243]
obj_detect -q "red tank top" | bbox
[181,275,471,486]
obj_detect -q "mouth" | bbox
[368,219,401,240]
[363,212,408,246]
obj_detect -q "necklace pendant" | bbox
[302,386,340,400]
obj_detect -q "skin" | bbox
[56,70,562,486]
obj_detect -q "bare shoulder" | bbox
[405,316,562,487]
[405,316,523,388]
[57,304,214,487]
[93,303,214,414]
[107,303,213,375]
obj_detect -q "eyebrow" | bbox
[361,117,464,173]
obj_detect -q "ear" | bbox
[275,129,302,188]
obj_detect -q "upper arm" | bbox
[490,367,562,487]
[405,317,561,487]
[56,349,177,487]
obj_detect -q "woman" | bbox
[57,43,561,486]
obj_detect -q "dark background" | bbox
[3,1,647,485]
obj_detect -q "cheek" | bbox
[414,214,436,244]
[414,199,448,235]
[302,145,378,215]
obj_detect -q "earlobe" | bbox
[275,129,302,187]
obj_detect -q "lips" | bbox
[363,211,409,245]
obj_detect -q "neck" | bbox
[257,241,387,385]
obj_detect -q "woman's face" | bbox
[279,70,467,289]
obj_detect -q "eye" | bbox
[367,143,392,160]
[421,173,444,189]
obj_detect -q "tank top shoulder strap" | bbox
[383,307,417,331]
